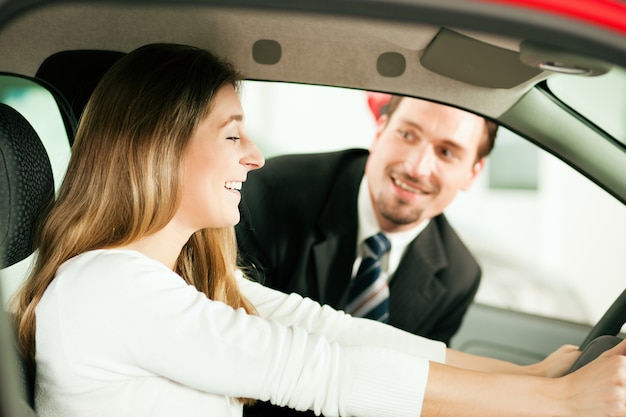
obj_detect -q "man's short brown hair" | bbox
[384,95,498,161]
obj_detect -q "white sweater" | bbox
[35,249,445,417]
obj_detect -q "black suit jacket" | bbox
[236,149,481,417]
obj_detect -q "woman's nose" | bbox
[241,136,265,171]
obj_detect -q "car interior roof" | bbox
[0,3,554,119]
[0,1,624,205]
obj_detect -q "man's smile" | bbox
[391,174,433,195]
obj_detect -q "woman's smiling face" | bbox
[176,84,264,233]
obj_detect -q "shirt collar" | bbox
[357,176,430,273]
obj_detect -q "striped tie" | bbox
[345,232,391,322]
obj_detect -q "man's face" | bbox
[365,97,487,232]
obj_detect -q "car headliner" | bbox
[0,0,624,203]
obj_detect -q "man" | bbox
[237,94,497,416]
[237,93,497,338]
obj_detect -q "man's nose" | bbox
[404,145,436,178]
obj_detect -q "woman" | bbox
[12,43,626,417]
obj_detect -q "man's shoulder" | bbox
[429,214,478,265]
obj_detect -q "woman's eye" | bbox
[226,136,240,142]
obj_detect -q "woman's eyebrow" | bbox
[219,114,243,128]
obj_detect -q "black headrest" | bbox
[36,50,125,124]
[0,103,54,269]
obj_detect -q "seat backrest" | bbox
[36,49,124,133]
[0,102,55,269]
[0,102,55,413]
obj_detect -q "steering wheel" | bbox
[566,288,626,373]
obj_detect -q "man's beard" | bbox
[376,195,424,226]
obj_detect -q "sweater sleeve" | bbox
[237,271,446,364]
[50,251,432,417]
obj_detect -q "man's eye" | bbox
[398,130,414,140]
[226,136,240,142]
[440,148,456,159]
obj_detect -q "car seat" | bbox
[36,49,124,138]
[0,102,55,414]
[0,102,55,270]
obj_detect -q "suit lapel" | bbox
[388,219,449,333]
[312,239,350,307]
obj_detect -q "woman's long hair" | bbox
[12,44,256,385]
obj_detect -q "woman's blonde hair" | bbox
[12,44,256,389]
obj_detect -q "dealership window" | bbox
[240,80,626,326]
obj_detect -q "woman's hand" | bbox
[557,339,626,416]
[528,344,581,378]
[427,340,626,417]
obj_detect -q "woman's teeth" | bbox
[225,181,242,191]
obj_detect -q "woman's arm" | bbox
[238,273,626,416]
[424,340,626,417]
[238,272,446,362]
[239,272,580,376]
[445,344,581,377]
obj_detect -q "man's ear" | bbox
[461,157,486,191]
[374,114,388,140]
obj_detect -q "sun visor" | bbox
[421,28,542,89]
